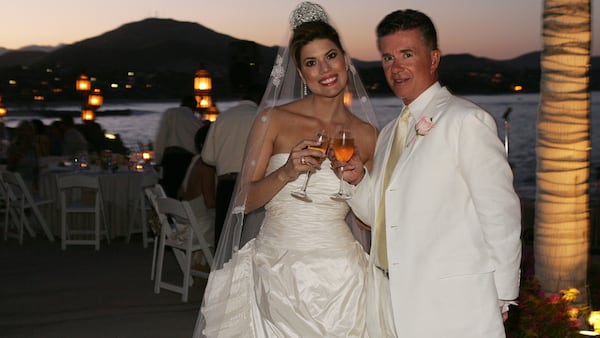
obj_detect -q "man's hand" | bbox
[329,148,365,185]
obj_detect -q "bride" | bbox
[193,2,379,337]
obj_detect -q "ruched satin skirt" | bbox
[199,154,369,337]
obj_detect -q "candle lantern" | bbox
[194,69,212,92]
[195,94,212,110]
[76,74,91,93]
[0,96,6,120]
[87,88,103,109]
[590,311,600,332]
[81,108,95,121]
[193,67,215,117]
[203,105,219,122]
[142,151,153,162]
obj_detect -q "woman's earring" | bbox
[303,82,308,96]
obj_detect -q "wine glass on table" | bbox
[330,128,354,201]
[291,130,330,202]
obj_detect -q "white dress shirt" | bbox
[202,100,257,176]
[154,106,202,163]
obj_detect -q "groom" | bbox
[340,9,522,337]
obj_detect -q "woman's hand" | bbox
[279,139,326,181]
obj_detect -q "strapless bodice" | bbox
[257,153,355,249]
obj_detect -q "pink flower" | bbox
[548,294,561,304]
[415,116,434,136]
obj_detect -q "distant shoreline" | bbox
[34,109,134,117]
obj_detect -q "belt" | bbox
[218,172,238,181]
[375,265,389,279]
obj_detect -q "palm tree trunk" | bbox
[535,0,591,300]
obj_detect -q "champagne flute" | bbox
[291,130,330,202]
[330,128,354,201]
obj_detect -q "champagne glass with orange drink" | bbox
[330,128,354,201]
[291,130,330,202]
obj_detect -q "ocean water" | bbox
[4,91,600,200]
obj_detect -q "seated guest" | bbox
[7,121,40,192]
[30,119,50,157]
[201,84,261,248]
[181,124,216,255]
[154,95,202,198]
[80,120,106,154]
[160,146,193,198]
[0,121,11,162]
[60,115,88,157]
[154,95,201,163]
[48,120,64,156]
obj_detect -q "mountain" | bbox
[0,18,280,100]
[0,44,62,57]
[20,44,61,53]
[0,18,598,102]
[0,50,47,68]
[42,18,247,72]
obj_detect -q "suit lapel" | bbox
[389,88,451,184]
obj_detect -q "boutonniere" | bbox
[415,116,434,136]
[406,116,434,148]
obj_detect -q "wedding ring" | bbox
[301,156,306,165]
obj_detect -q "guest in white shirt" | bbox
[154,95,202,198]
[201,84,262,248]
[154,95,202,163]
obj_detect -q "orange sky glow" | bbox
[1,0,599,61]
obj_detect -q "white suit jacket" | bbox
[349,85,521,337]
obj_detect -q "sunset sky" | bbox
[2,0,599,62]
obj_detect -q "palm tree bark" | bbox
[535,0,591,300]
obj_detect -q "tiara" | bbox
[289,2,328,30]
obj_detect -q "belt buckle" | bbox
[376,265,389,279]
[219,172,238,180]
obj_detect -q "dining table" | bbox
[38,157,157,239]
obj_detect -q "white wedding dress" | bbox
[199,153,369,337]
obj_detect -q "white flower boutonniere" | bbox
[415,116,434,136]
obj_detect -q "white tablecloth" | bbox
[39,166,153,239]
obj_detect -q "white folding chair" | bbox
[147,185,192,283]
[57,175,110,250]
[144,184,189,282]
[154,197,213,302]
[0,175,24,244]
[126,170,159,248]
[144,183,167,280]
[1,171,54,244]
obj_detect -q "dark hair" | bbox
[30,119,46,135]
[15,120,34,144]
[181,95,198,110]
[61,114,75,127]
[194,123,211,153]
[376,9,438,51]
[290,20,345,67]
[241,83,265,105]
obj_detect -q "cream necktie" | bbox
[375,106,411,271]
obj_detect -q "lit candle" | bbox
[589,311,600,332]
